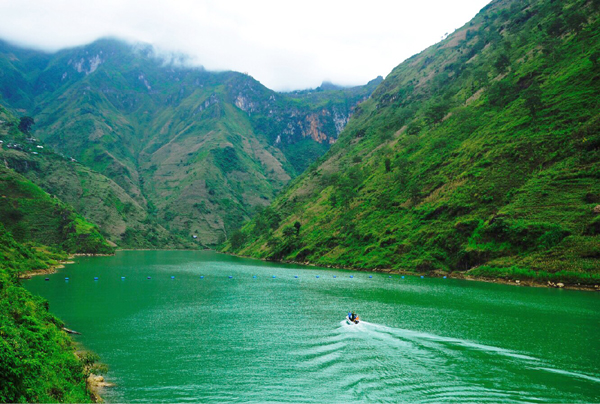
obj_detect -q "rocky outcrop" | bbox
[87,374,114,403]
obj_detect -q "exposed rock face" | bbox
[87,373,114,402]
[222,0,599,285]
[234,94,257,112]
[69,54,103,75]
[0,39,382,246]
[229,80,379,149]
[306,113,329,143]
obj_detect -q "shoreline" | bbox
[22,248,598,293]
[19,259,111,402]
[17,260,75,279]
[30,249,597,292]
[219,251,599,292]
[86,373,114,403]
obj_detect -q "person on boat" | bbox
[350,311,358,322]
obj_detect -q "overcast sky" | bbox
[0,0,491,91]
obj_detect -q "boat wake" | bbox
[289,320,600,403]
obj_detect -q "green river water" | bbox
[24,251,600,403]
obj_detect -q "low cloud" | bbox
[0,0,490,91]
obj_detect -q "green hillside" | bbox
[0,165,114,255]
[0,224,98,402]
[0,104,189,249]
[225,0,600,285]
[0,120,113,402]
[0,40,379,245]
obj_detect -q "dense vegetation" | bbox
[0,167,115,255]
[0,167,108,402]
[0,110,113,401]
[0,227,96,402]
[0,171,108,401]
[225,0,600,285]
[0,41,379,245]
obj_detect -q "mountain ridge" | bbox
[223,0,600,285]
[0,38,380,246]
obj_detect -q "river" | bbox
[24,251,600,403]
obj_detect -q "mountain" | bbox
[0,159,114,255]
[0,106,114,255]
[0,120,114,401]
[224,0,600,285]
[0,103,191,249]
[0,39,380,246]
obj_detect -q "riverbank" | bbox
[87,374,114,403]
[17,260,74,279]
[446,271,599,292]
[18,251,116,279]
[0,266,97,401]
[220,251,599,292]
[17,258,110,402]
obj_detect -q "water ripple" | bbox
[285,320,599,403]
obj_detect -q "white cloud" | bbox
[0,0,491,90]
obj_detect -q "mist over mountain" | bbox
[0,38,380,246]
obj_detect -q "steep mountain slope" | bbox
[0,104,191,248]
[0,92,113,404]
[225,0,600,284]
[0,165,114,255]
[0,168,107,402]
[0,40,379,245]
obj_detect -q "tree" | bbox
[590,51,600,69]
[408,182,421,204]
[494,53,510,74]
[293,221,301,236]
[384,158,392,172]
[566,12,587,33]
[282,226,296,239]
[547,17,565,37]
[406,122,421,136]
[424,102,449,125]
[523,83,543,117]
[18,116,34,134]
[488,79,516,108]
[229,230,246,250]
